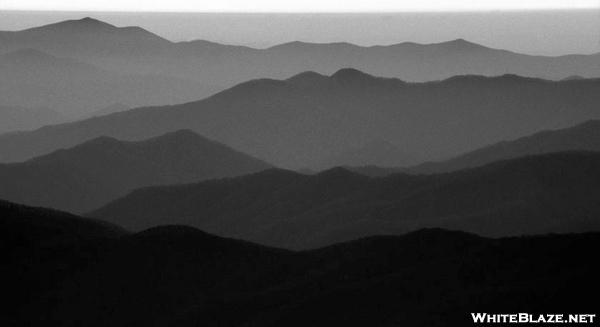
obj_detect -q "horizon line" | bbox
[1,8,598,14]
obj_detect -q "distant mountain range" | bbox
[3,199,599,326]
[0,48,218,117]
[0,105,65,134]
[1,17,599,88]
[2,17,600,117]
[0,130,270,213]
[1,70,598,168]
[90,152,600,249]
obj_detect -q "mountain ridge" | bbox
[1,68,599,167]
[7,18,599,57]
[90,151,600,249]
[2,17,599,89]
[409,119,600,174]
[0,130,271,213]
[3,197,600,326]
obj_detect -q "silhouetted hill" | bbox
[0,17,171,58]
[0,199,124,248]
[0,48,218,116]
[0,199,125,325]
[0,105,64,133]
[0,130,270,213]
[1,70,599,167]
[410,120,600,174]
[91,152,600,249]
[5,209,599,326]
[235,231,599,327]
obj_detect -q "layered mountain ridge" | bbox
[91,151,600,249]
[0,130,271,213]
[1,69,599,168]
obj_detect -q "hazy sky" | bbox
[2,0,599,12]
[1,9,599,55]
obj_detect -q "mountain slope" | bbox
[83,103,129,118]
[0,130,270,213]
[0,199,125,248]
[0,48,218,116]
[0,105,65,133]
[91,152,600,249]
[410,119,600,174]
[1,71,599,167]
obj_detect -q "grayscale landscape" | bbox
[1,9,599,327]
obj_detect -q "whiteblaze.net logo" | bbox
[471,313,596,324]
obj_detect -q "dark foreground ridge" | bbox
[2,199,599,326]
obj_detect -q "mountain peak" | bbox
[331,68,374,81]
[267,41,311,50]
[438,38,486,50]
[64,17,115,28]
[79,17,103,23]
[448,38,470,44]
[21,17,168,44]
[30,17,116,32]
[286,71,328,85]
